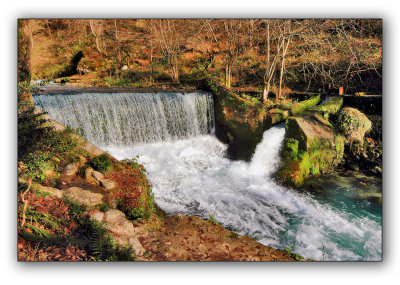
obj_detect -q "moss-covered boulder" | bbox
[335,107,372,143]
[278,114,345,187]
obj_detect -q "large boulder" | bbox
[285,115,334,152]
[278,114,345,187]
[335,107,372,143]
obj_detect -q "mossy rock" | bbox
[285,115,335,152]
[335,107,372,143]
[278,115,345,187]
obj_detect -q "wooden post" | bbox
[339,86,344,95]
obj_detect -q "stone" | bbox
[336,107,372,143]
[90,211,105,222]
[62,155,87,177]
[63,187,103,207]
[103,209,127,224]
[33,183,64,199]
[128,237,146,256]
[103,209,136,237]
[91,170,104,182]
[100,179,115,190]
[63,163,79,176]
[85,167,104,185]
[286,115,335,152]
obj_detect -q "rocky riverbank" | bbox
[18,113,298,262]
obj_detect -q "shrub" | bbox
[18,101,80,181]
[105,160,154,220]
[91,153,112,173]
[207,214,219,225]
[18,193,136,261]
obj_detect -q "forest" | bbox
[18,19,382,100]
[17,18,383,262]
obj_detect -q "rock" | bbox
[285,115,335,152]
[103,209,136,237]
[85,167,103,185]
[33,183,64,199]
[90,211,105,222]
[103,209,126,224]
[91,170,104,182]
[63,163,79,176]
[359,192,382,203]
[128,237,145,256]
[63,187,103,207]
[100,179,115,190]
[279,115,345,186]
[336,107,372,143]
[62,156,87,176]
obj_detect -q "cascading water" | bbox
[33,92,382,261]
[33,92,214,147]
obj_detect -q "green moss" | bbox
[335,107,372,141]
[310,96,343,118]
[285,138,299,161]
[291,94,321,115]
[91,153,112,173]
[279,134,345,187]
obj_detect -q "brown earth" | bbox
[131,215,296,262]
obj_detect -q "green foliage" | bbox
[18,82,38,96]
[207,214,219,225]
[285,138,299,161]
[18,101,52,159]
[18,100,81,181]
[291,94,321,115]
[76,216,136,261]
[91,153,112,173]
[99,203,112,213]
[284,246,304,261]
[65,197,136,261]
[77,164,89,178]
[104,77,132,87]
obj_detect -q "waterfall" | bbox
[33,91,381,261]
[33,92,215,147]
[106,125,381,261]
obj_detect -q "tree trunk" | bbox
[278,57,285,98]
[225,63,232,89]
[262,81,271,103]
[18,19,32,84]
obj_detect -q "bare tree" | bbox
[152,19,187,82]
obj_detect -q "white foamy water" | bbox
[33,92,214,147]
[34,92,381,261]
[105,126,382,261]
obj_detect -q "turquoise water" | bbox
[34,92,382,261]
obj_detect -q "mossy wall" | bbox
[309,96,343,119]
[290,94,320,115]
